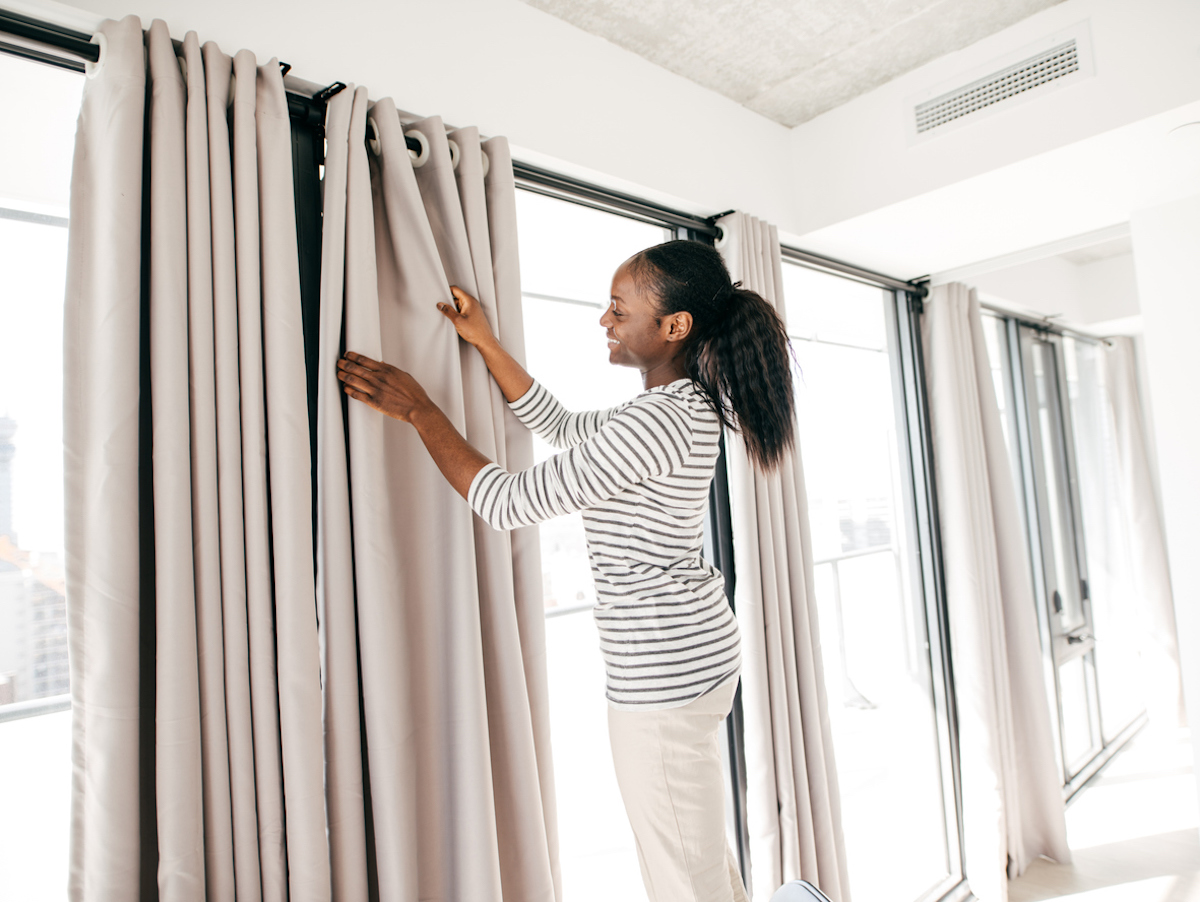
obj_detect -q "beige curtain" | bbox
[66,15,559,902]
[67,16,327,901]
[715,212,850,902]
[316,86,560,901]
[921,283,1069,902]
[1105,337,1184,728]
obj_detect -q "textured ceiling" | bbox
[519,0,1067,127]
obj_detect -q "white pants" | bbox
[608,678,750,902]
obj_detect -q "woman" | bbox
[336,239,794,902]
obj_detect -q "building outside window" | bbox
[0,48,82,902]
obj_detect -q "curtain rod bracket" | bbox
[315,81,347,103]
[279,61,291,78]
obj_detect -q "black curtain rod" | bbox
[0,8,97,64]
[1,7,922,296]
[781,245,923,296]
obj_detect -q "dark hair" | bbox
[626,240,795,471]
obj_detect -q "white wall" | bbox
[969,251,1139,326]
[1131,194,1200,793]
[17,0,795,229]
[787,0,1200,236]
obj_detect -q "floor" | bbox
[1009,727,1200,902]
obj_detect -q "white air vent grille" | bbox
[915,40,1079,133]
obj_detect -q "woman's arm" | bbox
[336,352,489,499]
[440,286,620,448]
[439,286,533,403]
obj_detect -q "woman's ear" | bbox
[666,311,693,342]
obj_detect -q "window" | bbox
[515,188,670,901]
[981,314,1148,794]
[0,48,83,902]
[781,262,959,902]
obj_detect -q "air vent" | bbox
[915,40,1081,134]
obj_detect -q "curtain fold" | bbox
[1105,337,1185,728]
[315,96,560,901]
[921,283,1069,902]
[715,212,850,902]
[67,15,330,901]
[69,19,560,901]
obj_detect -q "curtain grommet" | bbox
[447,138,460,170]
[367,117,381,156]
[481,150,489,178]
[405,128,430,168]
[85,31,106,79]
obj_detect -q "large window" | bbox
[512,181,967,902]
[515,189,669,901]
[782,262,958,902]
[982,313,1147,794]
[0,49,83,902]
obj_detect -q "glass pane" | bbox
[1059,656,1094,769]
[1028,340,1086,634]
[781,263,886,350]
[1062,338,1145,739]
[0,53,78,709]
[980,314,1025,503]
[789,265,950,902]
[0,50,82,902]
[516,189,668,900]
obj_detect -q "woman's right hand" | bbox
[438,286,496,349]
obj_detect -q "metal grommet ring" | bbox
[85,32,106,79]
[447,138,460,170]
[405,128,430,167]
[481,150,490,178]
[366,117,381,156]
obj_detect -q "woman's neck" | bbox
[641,359,687,390]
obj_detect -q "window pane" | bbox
[781,263,886,350]
[1062,337,1145,739]
[1028,340,1087,635]
[0,50,83,902]
[787,264,950,902]
[516,189,668,901]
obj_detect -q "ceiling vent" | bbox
[908,22,1094,142]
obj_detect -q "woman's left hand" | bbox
[337,352,433,423]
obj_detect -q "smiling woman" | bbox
[339,228,795,902]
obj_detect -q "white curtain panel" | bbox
[317,91,559,901]
[66,15,559,902]
[1105,337,1185,728]
[715,212,850,902]
[921,284,1069,902]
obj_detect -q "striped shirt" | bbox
[468,378,741,709]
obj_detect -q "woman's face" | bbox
[600,262,688,374]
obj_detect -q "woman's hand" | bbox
[337,352,433,423]
[438,286,496,349]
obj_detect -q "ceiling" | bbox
[518,0,1066,127]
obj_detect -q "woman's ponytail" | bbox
[628,241,795,472]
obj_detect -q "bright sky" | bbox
[0,55,83,557]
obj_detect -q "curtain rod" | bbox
[781,245,921,295]
[979,301,1112,346]
[1,8,923,297]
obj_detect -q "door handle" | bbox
[1052,589,1063,614]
